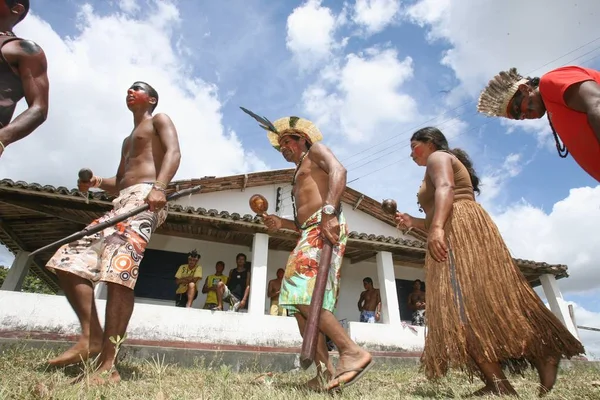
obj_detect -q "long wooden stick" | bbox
[28,185,202,257]
[300,238,333,369]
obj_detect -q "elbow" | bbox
[171,149,182,166]
[337,165,347,181]
[32,104,48,125]
[436,183,455,196]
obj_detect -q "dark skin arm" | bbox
[176,275,200,286]
[239,272,251,308]
[146,113,182,212]
[201,277,210,294]
[357,291,365,312]
[0,40,49,155]
[267,280,279,299]
[563,80,600,144]
[407,293,417,311]
[263,214,298,231]
[426,152,455,262]
[308,142,347,244]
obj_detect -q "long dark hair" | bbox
[411,127,481,195]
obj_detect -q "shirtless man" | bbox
[407,279,425,326]
[267,268,286,316]
[357,277,381,323]
[241,110,373,392]
[0,1,49,158]
[45,81,181,384]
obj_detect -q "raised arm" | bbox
[564,80,600,144]
[0,40,49,153]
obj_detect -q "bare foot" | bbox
[305,370,331,392]
[326,349,373,391]
[305,377,324,391]
[469,386,495,397]
[48,340,102,367]
[535,357,559,397]
[87,369,121,386]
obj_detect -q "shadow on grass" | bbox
[410,386,456,398]
[35,361,144,383]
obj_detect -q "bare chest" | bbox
[124,120,156,159]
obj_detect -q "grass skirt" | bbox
[421,200,584,380]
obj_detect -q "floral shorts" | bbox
[279,209,347,315]
[46,183,167,289]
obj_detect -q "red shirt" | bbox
[539,66,600,182]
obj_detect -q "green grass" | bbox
[0,343,598,400]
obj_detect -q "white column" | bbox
[540,274,579,339]
[376,251,401,325]
[94,281,108,299]
[248,233,269,315]
[0,251,31,291]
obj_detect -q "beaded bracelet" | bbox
[154,180,167,189]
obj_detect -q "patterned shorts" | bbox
[279,209,347,315]
[360,310,376,323]
[46,183,167,289]
[412,309,426,326]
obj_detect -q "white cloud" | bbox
[0,1,268,188]
[286,0,340,70]
[492,185,600,294]
[117,0,139,14]
[302,47,418,143]
[406,0,600,96]
[478,152,524,208]
[352,0,401,35]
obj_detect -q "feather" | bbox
[240,107,278,133]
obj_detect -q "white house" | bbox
[0,170,579,355]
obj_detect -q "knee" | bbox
[187,282,196,289]
[216,282,224,290]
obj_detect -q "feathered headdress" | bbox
[477,68,529,118]
[240,107,323,151]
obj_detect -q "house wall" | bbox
[142,233,426,323]
[171,183,407,240]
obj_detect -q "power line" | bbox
[338,36,600,168]
[343,44,600,181]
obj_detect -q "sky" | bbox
[0,0,599,356]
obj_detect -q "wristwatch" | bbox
[322,204,336,215]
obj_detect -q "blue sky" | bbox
[1,0,599,354]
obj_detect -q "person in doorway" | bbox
[202,261,228,310]
[174,250,203,308]
[357,277,381,323]
[267,268,286,316]
[215,253,250,312]
[407,279,425,326]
